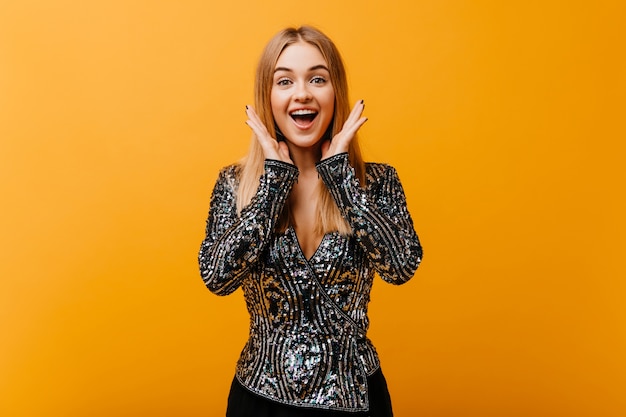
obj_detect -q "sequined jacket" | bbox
[199,153,422,412]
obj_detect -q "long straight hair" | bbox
[237,26,366,235]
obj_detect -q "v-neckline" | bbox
[289,226,328,262]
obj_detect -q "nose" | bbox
[294,82,312,101]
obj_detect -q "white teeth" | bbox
[290,109,317,116]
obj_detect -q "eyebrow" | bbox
[274,64,330,73]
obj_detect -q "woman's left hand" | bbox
[321,100,367,159]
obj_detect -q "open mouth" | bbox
[290,109,318,126]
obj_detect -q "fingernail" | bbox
[245,105,249,110]
[360,99,364,104]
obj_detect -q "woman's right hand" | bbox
[245,105,293,164]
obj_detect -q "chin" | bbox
[282,130,321,146]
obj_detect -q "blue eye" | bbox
[277,78,292,86]
[311,76,326,84]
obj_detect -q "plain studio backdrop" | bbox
[1,1,624,416]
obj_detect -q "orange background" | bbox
[1,1,625,416]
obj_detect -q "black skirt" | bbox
[225,368,394,417]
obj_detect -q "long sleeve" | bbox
[198,160,299,295]
[316,153,422,284]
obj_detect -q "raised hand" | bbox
[245,105,293,164]
[321,100,368,160]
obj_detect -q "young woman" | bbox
[199,26,422,417]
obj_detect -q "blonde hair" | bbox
[237,26,366,235]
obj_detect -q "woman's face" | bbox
[271,41,335,150]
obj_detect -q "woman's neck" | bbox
[287,143,322,173]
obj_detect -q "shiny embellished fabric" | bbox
[199,153,422,412]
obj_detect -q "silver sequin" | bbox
[199,153,422,411]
